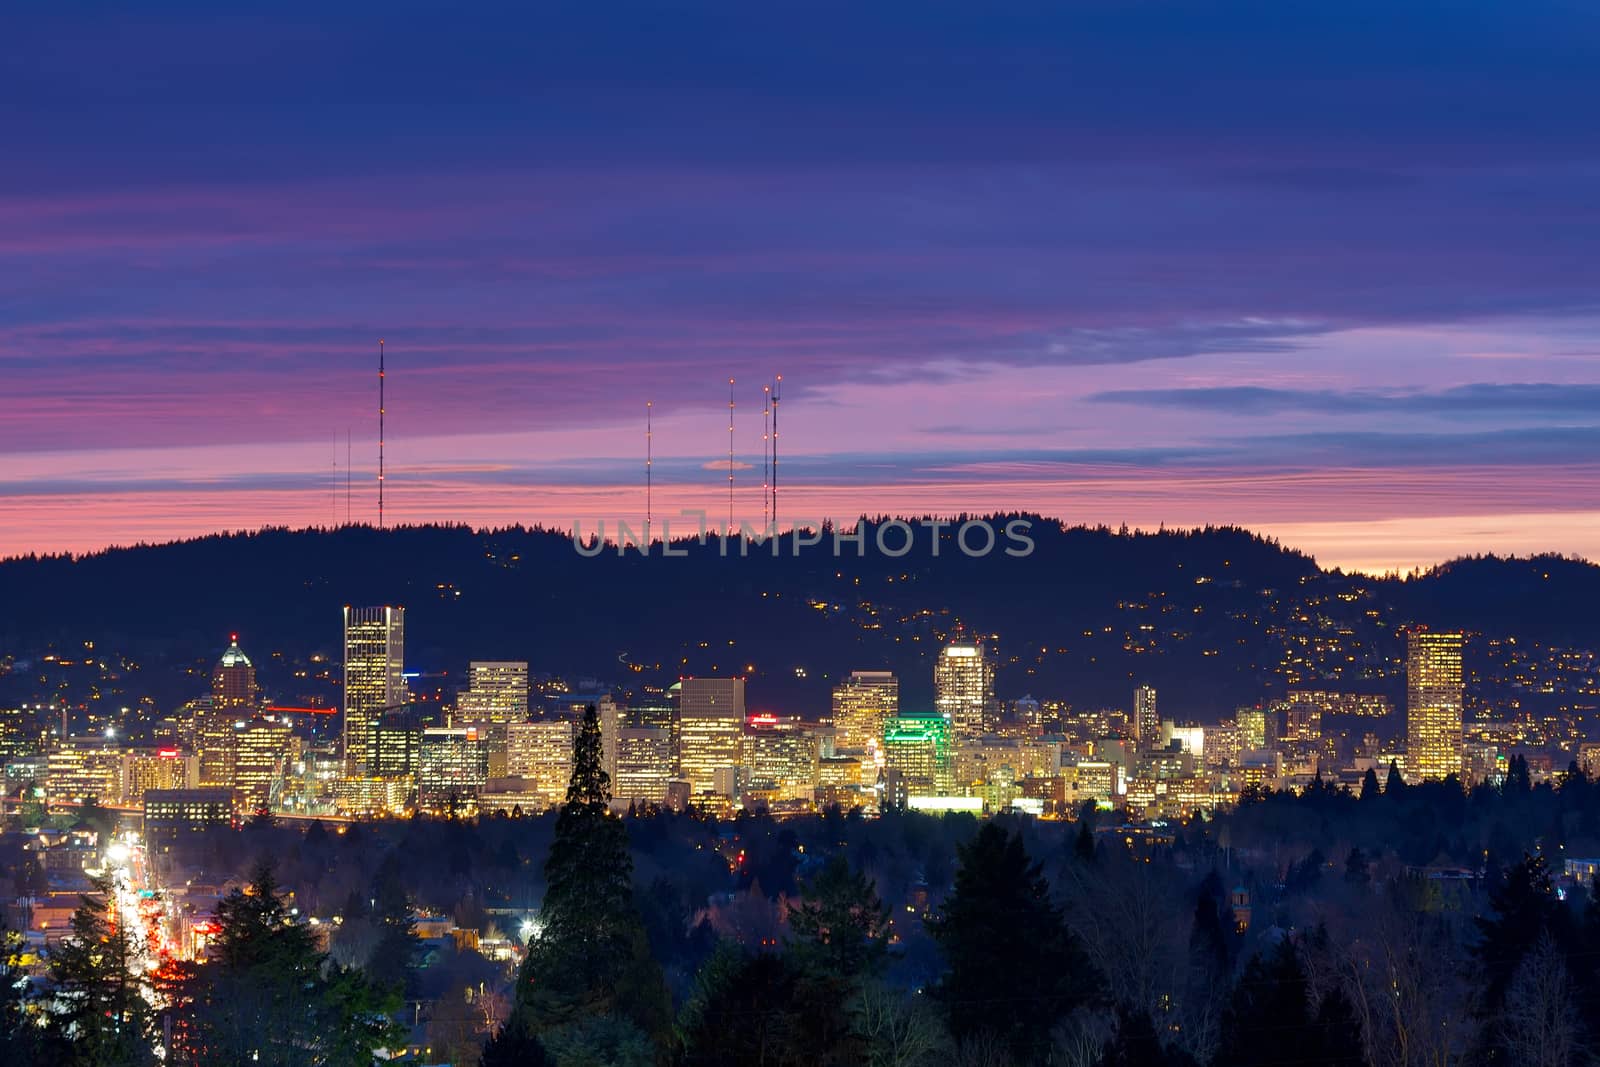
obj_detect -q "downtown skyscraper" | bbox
[343,606,406,776]
[1406,629,1464,783]
[935,635,995,740]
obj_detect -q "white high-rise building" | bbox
[343,606,405,776]
[935,636,994,740]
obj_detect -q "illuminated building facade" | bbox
[883,713,954,798]
[457,661,529,723]
[677,678,745,794]
[1133,685,1159,749]
[832,671,899,752]
[614,726,673,806]
[742,717,819,802]
[192,706,239,791]
[374,715,421,776]
[212,636,258,710]
[505,719,574,807]
[1407,630,1465,783]
[417,726,488,811]
[935,637,995,739]
[45,739,123,804]
[120,747,188,804]
[234,716,292,812]
[343,606,406,776]
[144,787,233,854]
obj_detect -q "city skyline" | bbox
[5,4,1600,573]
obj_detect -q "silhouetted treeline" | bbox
[3,520,1596,719]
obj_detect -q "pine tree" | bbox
[182,860,403,1066]
[506,704,671,1051]
[787,853,891,981]
[41,876,155,1067]
[1359,766,1381,801]
[1385,760,1406,797]
[928,822,1097,1062]
[1,914,39,1066]
[1214,939,1318,1067]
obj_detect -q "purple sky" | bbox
[4,2,1599,572]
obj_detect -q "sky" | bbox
[4,1,1599,573]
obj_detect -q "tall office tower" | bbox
[935,636,995,739]
[212,636,258,709]
[343,606,405,776]
[676,678,745,795]
[1133,685,1159,749]
[233,716,293,813]
[457,661,529,723]
[374,712,422,776]
[417,726,489,812]
[506,719,575,807]
[1407,630,1465,783]
[832,671,899,751]
[615,726,673,807]
[742,718,821,802]
[193,706,239,791]
[883,713,955,799]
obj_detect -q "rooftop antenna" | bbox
[727,377,736,537]
[646,401,653,545]
[762,384,771,529]
[771,374,782,530]
[378,339,386,529]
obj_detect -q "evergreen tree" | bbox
[364,851,421,995]
[787,853,891,981]
[927,822,1097,1062]
[1,914,39,1066]
[1344,847,1370,885]
[1214,939,1317,1067]
[1385,760,1406,797]
[41,876,155,1067]
[678,943,858,1066]
[181,860,403,1066]
[1505,755,1533,798]
[506,704,671,1052]
[1359,767,1381,802]
[1074,818,1097,862]
[1097,1005,1195,1067]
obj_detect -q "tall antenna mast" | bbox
[346,429,352,526]
[378,339,386,529]
[771,374,781,530]
[333,433,339,529]
[646,400,653,545]
[762,384,771,529]
[727,377,736,537]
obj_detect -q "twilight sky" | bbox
[4,2,1599,572]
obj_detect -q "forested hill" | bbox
[0,518,1596,720]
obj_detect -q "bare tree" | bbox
[1500,932,1584,1067]
[853,980,949,1067]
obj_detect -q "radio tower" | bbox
[762,383,772,528]
[646,400,653,545]
[377,339,386,529]
[727,377,736,536]
[770,374,782,530]
[346,429,352,526]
